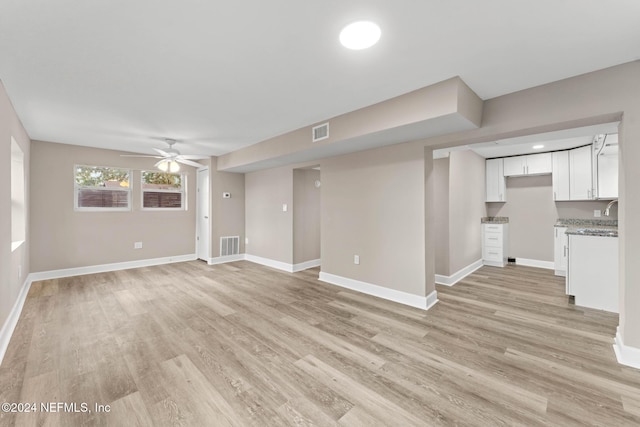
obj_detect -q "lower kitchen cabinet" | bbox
[554,226,568,276]
[482,223,509,267]
[566,234,618,313]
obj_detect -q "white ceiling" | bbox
[1,1,639,158]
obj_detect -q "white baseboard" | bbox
[244,254,294,272]
[435,259,483,286]
[244,254,320,273]
[613,327,640,369]
[514,258,554,270]
[318,272,437,311]
[0,276,33,366]
[293,259,321,272]
[208,254,245,265]
[29,254,198,281]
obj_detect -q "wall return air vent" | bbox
[312,122,329,142]
[220,236,240,256]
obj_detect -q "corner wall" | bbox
[0,81,31,342]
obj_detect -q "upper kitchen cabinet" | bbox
[593,133,618,199]
[503,153,552,177]
[569,145,593,200]
[552,151,570,201]
[485,158,506,202]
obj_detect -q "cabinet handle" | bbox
[554,191,556,200]
[555,228,557,237]
[587,189,591,199]
[564,245,567,257]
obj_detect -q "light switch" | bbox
[282,204,288,212]
[354,255,360,265]
[594,209,602,218]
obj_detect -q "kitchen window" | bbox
[141,171,185,210]
[74,165,131,211]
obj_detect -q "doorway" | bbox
[196,168,210,261]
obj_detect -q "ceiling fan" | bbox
[121,139,208,172]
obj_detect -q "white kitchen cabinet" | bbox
[566,234,618,312]
[482,223,509,267]
[554,226,568,276]
[552,151,571,201]
[503,153,552,177]
[593,133,618,199]
[569,145,593,200]
[485,158,506,202]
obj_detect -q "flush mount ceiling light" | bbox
[533,144,545,149]
[339,21,381,50]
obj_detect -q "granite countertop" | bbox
[481,216,509,224]
[555,218,618,237]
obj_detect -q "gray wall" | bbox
[434,151,486,276]
[293,168,321,264]
[487,175,618,262]
[321,142,426,297]
[210,157,245,257]
[434,158,450,275]
[30,141,197,272]
[448,150,486,273]
[244,166,294,263]
[0,81,30,337]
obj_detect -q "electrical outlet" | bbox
[245,237,249,245]
[354,255,360,265]
[594,209,602,218]
[134,242,143,249]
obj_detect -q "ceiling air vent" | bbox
[312,122,329,142]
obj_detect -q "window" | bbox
[74,165,131,211]
[141,171,185,210]
[11,137,25,250]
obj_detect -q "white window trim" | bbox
[74,165,132,212]
[141,172,186,211]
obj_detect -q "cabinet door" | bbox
[569,145,593,200]
[595,134,618,199]
[554,227,568,277]
[485,158,505,202]
[552,151,570,201]
[526,153,552,175]
[503,156,526,176]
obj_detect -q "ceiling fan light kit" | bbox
[120,138,208,172]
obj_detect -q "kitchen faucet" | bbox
[604,199,618,216]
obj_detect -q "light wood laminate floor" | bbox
[1,261,640,426]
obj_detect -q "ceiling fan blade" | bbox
[176,159,205,168]
[178,154,209,160]
[120,154,163,158]
[153,148,169,157]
